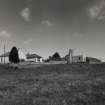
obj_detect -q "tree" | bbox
[52,52,61,60]
[9,46,20,63]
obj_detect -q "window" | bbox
[78,57,81,60]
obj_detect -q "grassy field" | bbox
[0,63,105,105]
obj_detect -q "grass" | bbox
[0,64,105,105]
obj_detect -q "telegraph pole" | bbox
[4,44,5,64]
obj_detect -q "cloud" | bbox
[20,7,30,22]
[88,0,105,20]
[42,20,54,27]
[0,30,11,38]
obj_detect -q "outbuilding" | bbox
[26,53,43,62]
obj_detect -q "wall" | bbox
[72,55,84,63]
[27,58,43,62]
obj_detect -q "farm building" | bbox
[18,50,27,61]
[65,54,86,63]
[0,49,27,63]
[65,54,101,64]
[72,55,86,63]
[26,53,43,62]
[0,52,10,63]
[86,57,101,64]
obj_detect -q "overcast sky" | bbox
[0,0,105,60]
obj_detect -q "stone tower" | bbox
[67,49,73,64]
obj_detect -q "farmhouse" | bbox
[0,49,27,63]
[65,54,102,64]
[72,55,85,63]
[26,53,43,62]
[0,52,10,63]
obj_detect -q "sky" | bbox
[0,0,105,60]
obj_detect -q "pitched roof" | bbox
[0,52,10,57]
[26,54,42,59]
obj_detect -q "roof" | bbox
[26,54,42,59]
[0,52,10,57]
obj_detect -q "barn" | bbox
[86,57,101,64]
[26,53,43,62]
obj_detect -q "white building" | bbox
[26,53,43,62]
[18,50,27,61]
[0,52,10,63]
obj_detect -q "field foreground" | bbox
[0,64,105,105]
